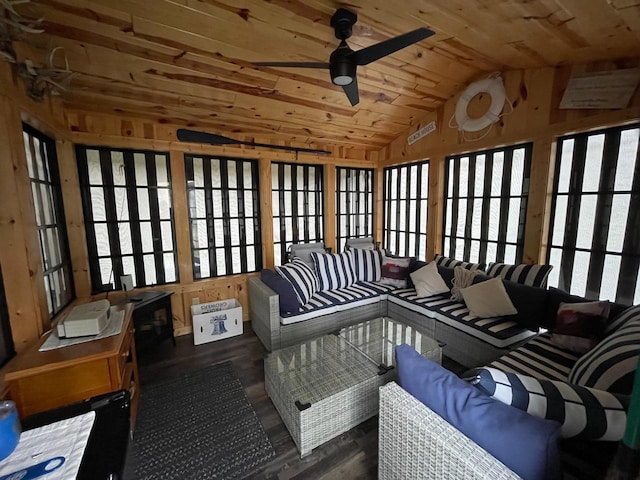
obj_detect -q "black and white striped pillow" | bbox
[434,254,484,271]
[472,367,629,441]
[605,304,640,335]
[348,248,382,282]
[310,251,356,291]
[486,262,553,288]
[275,258,319,305]
[569,306,640,395]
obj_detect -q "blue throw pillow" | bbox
[395,344,561,480]
[260,269,301,314]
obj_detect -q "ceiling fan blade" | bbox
[253,61,330,69]
[352,28,434,66]
[177,129,332,155]
[342,77,360,106]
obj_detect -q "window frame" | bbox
[546,122,640,303]
[382,160,429,259]
[23,123,75,319]
[335,167,374,250]
[442,143,532,265]
[271,161,324,266]
[76,145,179,293]
[185,154,262,279]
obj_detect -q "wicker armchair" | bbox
[378,382,519,480]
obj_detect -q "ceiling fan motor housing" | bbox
[330,42,356,85]
[331,8,357,40]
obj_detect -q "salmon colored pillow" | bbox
[551,301,610,354]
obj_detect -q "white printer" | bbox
[56,299,111,338]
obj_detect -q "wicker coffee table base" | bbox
[264,317,442,457]
[265,367,386,457]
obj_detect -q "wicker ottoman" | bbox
[264,316,441,456]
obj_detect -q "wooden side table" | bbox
[3,304,139,424]
[118,291,175,352]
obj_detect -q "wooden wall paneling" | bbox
[56,139,91,299]
[0,97,46,349]
[170,291,187,334]
[427,154,445,262]
[523,137,558,265]
[523,67,555,133]
[323,164,337,253]
[374,161,384,247]
[382,60,640,269]
[63,111,379,167]
[383,61,640,166]
[259,158,275,270]
[168,150,194,286]
[0,64,69,139]
[179,274,255,335]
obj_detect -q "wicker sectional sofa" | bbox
[249,274,540,366]
[378,302,640,479]
[249,257,551,367]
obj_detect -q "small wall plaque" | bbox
[408,121,436,145]
[560,68,640,110]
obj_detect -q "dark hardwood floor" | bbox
[133,326,464,480]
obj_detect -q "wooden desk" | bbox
[3,304,139,424]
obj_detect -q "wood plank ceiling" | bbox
[6,0,640,151]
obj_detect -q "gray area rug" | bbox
[124,362,275,479]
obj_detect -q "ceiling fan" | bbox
[253,8,434,106]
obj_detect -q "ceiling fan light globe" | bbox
[333,75,353,86]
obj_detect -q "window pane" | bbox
[187,155,262,277]
[383,161,428,259]
[443,144,532,266]
[137,189,150,220]
[86,150,102,185]
[134,153,148,186]
[112,152,125,185]
[547,124,640,303]
[95,224,110,257]
[272,162,323,265]
[582,135,604,192]
[119,224,133,255]
[77,146,177,291]
[140,222,153,252]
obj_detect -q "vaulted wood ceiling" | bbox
[9,0,640,151]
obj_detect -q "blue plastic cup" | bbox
[0,400,21,460]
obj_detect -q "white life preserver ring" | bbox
[454,76,506,132]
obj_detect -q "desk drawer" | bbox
[118,325,135,374]
[10,360,112,417]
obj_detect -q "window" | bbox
[443,144,532,265]
[23,124,74,318]
[0,265,15,367]
[185,155,262,278]
[272,162,324,265]
[547,124,640,304]
[383,161,429,259]
[76,146,178,292]
[336,167,374,250]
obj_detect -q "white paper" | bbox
[560,68,640,109]
[39,309,124,352]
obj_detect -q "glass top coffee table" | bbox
[264,316,441,456]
